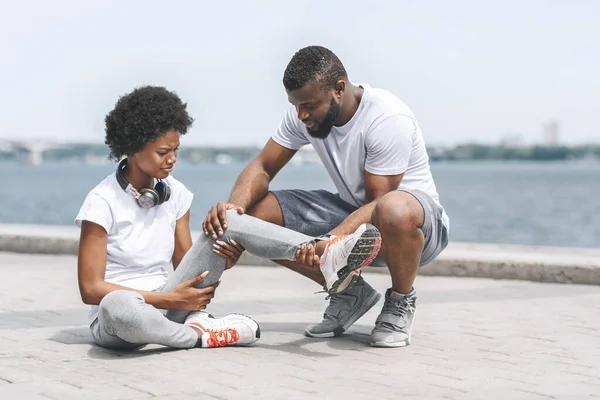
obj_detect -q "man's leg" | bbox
[371,191,425,294]
[370,190,449,347]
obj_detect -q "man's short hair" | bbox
[283,45,348,92]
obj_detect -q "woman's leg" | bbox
[91,290,198,350]
[163,210,316,323]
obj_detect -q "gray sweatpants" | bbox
[90,210,315,350]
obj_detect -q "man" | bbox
[203,45,449,347]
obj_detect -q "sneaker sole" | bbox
[304,289,382,338]
[370,338,410,348]
[329,224,382,294]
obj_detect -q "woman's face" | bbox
[131,130,180,179]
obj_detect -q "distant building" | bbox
[543,120,560,146]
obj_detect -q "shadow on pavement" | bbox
[47,321,376,360]
[252,321,374,357]
[86,345,181,359]
[49,326,91,345]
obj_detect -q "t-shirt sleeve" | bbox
[175,181,194,220]
[271,106,310,150]
[364,114,416,176]
[74,192,114,233]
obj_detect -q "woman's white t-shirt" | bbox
[75,172,194,324]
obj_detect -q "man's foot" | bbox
[319,223,382,294]
[370,288,417,348]
[305,274,381,338]
[185,311,260,348]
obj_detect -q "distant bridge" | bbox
[0,139,62,165]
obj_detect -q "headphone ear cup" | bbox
[163,183,171,203]
[137,187,159,208]
[154,181,170,204]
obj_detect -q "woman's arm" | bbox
[172,209,193,270]
[77,220,211,310]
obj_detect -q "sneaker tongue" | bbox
[387,288,414,300]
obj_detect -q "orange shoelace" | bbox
[205,328,240,347]
[328,235,347,246]
[188,322,240,347]
[319,234,348,267]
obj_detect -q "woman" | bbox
[76,85,381,350]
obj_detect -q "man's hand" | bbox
[213,239,245,269]
[169,271,220,310]
[295,243,320,270]
[202,202,245,239]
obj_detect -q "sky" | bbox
[1,0,598,147]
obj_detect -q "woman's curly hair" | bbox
[104,86,194,161]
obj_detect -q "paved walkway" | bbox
[1,252,599,399]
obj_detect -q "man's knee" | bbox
[372,191,425,236]
[246,192,284,226]
[98,290,144,327]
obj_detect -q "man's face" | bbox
[287,83,340,139]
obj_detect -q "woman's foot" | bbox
[319,223,382,294]
[185,311,260,348]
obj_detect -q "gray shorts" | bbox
[271,189,448,267]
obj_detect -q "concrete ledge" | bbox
[1,223,600,285]
[366,242,600,285]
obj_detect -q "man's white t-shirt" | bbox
[272,83,449,230]
[75,172,194,324]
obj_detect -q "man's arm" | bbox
[328,171,404,236]
[228,138,296,210]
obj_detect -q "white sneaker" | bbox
[185,311,260,348]
[319,223,382,294]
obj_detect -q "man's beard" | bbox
[306,97,340,139]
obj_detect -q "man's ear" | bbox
[334,80,346,97]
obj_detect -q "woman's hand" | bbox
[170,272,220,310]
[213,239,245,269]
[295,242,320,269]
